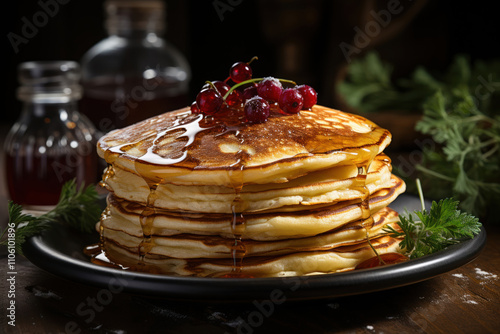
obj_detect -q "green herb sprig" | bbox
[384,180,482,259]
[0,180,101,255]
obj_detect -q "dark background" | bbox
[3,0,500,125]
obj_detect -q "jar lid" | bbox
[17,61,83,103]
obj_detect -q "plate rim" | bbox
[23,222,487,302]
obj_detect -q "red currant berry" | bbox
[230,62,252,83]
[190,101,200,114]
[257,77,282,102]
[196,89,223,115]
[201,81,230,95]
[296,85,317,109]
[213,81,231,97]
[279,88,304,114]
[242,85,258,100]
[226,90,243,107]
[244,96,270,123]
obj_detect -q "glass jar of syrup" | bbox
[4,61,98,208]
[80,0,191,136]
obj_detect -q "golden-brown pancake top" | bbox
[98,105,390,167]
[97,105,391,185]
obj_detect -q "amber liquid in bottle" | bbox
[5,150,97,206]
[80,78,189,133]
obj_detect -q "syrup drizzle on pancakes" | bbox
[88,105,397,276]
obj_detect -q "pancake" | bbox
[101,235,402,277]
[102,153,394,213]
[97,105,391,186]
[100,207,400,259]
[101,175,405,240]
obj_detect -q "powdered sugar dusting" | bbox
[474,268,498,279]
[461,294,479,305]
[474,268,498,285]
[464,300,478,305]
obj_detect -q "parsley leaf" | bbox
[384,182,482,259]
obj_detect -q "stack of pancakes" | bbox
[96,105,405,277]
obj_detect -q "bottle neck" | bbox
[105,2,165,38]
[21,100,79,119]
[109,28,162,39]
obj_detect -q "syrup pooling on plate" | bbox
[84,206,132,270]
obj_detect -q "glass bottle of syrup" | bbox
[79,0,191,136]
[4,61,98,209]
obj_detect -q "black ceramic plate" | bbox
[23,195,486,302]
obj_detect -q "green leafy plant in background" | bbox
[337,52,435,113]
[338,52,500,220]
[416,90,500,218]
[338,52,500,114]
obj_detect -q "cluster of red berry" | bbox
[190,58,317,123]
